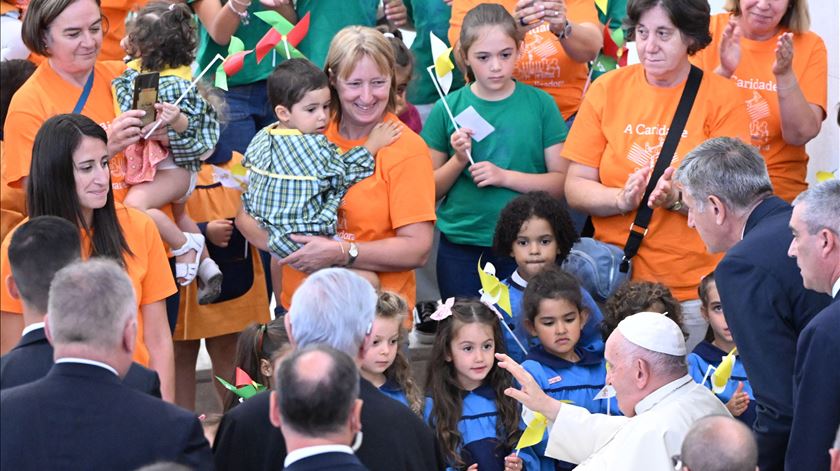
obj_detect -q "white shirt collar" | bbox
[634,374,694,415]
[511,270,529,288]
[832,277,840,299]
[284,445,354,467]
[21,322,45,337]
[55,357,119,376]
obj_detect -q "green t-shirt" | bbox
[193,1,294,87]
[405,0,465,105]
[296,0,379,68]
[420,81,567,247]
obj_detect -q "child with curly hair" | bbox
[601,281,685,341]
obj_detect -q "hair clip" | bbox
[383,32,395,38]
[430,297,455,321]
[168,3,176,10]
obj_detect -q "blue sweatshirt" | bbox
[521,346,620,470]
[500,271,605,364]
[425,384,538,471]
[688,341,756,427]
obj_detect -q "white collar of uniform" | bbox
[511,270,529,288]
[832,277,840,299]
[634,374,693,415]
[55,357,119,376]
[21,322,45,337]
[284,444,354,467]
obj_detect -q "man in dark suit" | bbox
[0,216,159,396]
[675,137,831,471]
[785,180,840,471]
[1,259,212,470]
[213,269,443,471]
[271,345,367,471]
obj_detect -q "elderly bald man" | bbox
[498,312,729,470]
[680,415,758,471]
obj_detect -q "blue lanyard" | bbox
[72,71,95,114]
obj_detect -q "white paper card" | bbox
[454,106,495,142]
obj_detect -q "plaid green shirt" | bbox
[112,63,219,172]
[241,125,375,258]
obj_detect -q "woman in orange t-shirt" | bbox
[691,1,827,203]
[0,115,176,400]
[237,26,436,312]
[3,0,153,204]
[562,0,750,351]
[449,0,603,123]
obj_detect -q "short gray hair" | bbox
[620,337,687,378]
[287,268,376,357]
[792,180,840,236]
[681,415,758,471]
[675,137,772,212]
[48,258,136,350]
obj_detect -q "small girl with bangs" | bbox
[492,191,605,363]
[520,267,618,471]
[421,4,568,302]
[223,318,291,411]
[424,299,537,471]
[359,291,424,415]
[113,1,223,302]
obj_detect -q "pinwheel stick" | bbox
[700,363,715,387]
[144,53,225,140]
[500,319,528,355]
[426,65,475,165]
[284,39,291,60]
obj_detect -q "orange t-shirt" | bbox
[280,114,437,309]
[692,14,828,203]
[449,0,600,119]
[2,60,134,201]
[0,141,26,244]
[0,204,176,366]
[563,64,751,301]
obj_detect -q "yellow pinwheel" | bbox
[711,347,738,394]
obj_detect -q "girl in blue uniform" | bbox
[519,267,619,471]
[359,291,424,415]
[492,191,606,363]
[424,299,535,471]
[688,272,755,426]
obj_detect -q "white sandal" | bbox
[171,232,205,286]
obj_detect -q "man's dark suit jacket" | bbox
[715,196,831,471]
[284,451,370,471]
[0,326,160,396]
[786,295,840,471]
[213,377,444,471]
[0,362,212,470]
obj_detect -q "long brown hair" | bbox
[425,299,520,467]
[223,319,290,411]
[376,292,424,416]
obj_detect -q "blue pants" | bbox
[436,233,516,300]
[206,80,275,165]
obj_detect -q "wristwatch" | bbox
[668,192,684,212]
[346,242,359,267]
[556,19,572,39]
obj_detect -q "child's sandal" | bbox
[171,232,205,286]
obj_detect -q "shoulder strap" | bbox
[619,65,703,273]
[72,70,95,115]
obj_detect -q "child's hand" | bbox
[470,161,508,188]
[725,381,750,417]
[450,128,473,163]
[206,219,234,248]
[504,453,523,471]
[156,102,181,126]
[364,121,402,154]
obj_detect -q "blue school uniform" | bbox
[688,341,756,427]
[521,345,620,471]
[424,384,538,471]
[379,378,409,408]
[500,271,606,364]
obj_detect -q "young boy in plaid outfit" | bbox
[241,58,400,261]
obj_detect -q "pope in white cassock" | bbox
[497,312,730,470]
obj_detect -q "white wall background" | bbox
[708,0,840,182]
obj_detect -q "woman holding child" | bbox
[561,0,751,350]
[238,26,436,311]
